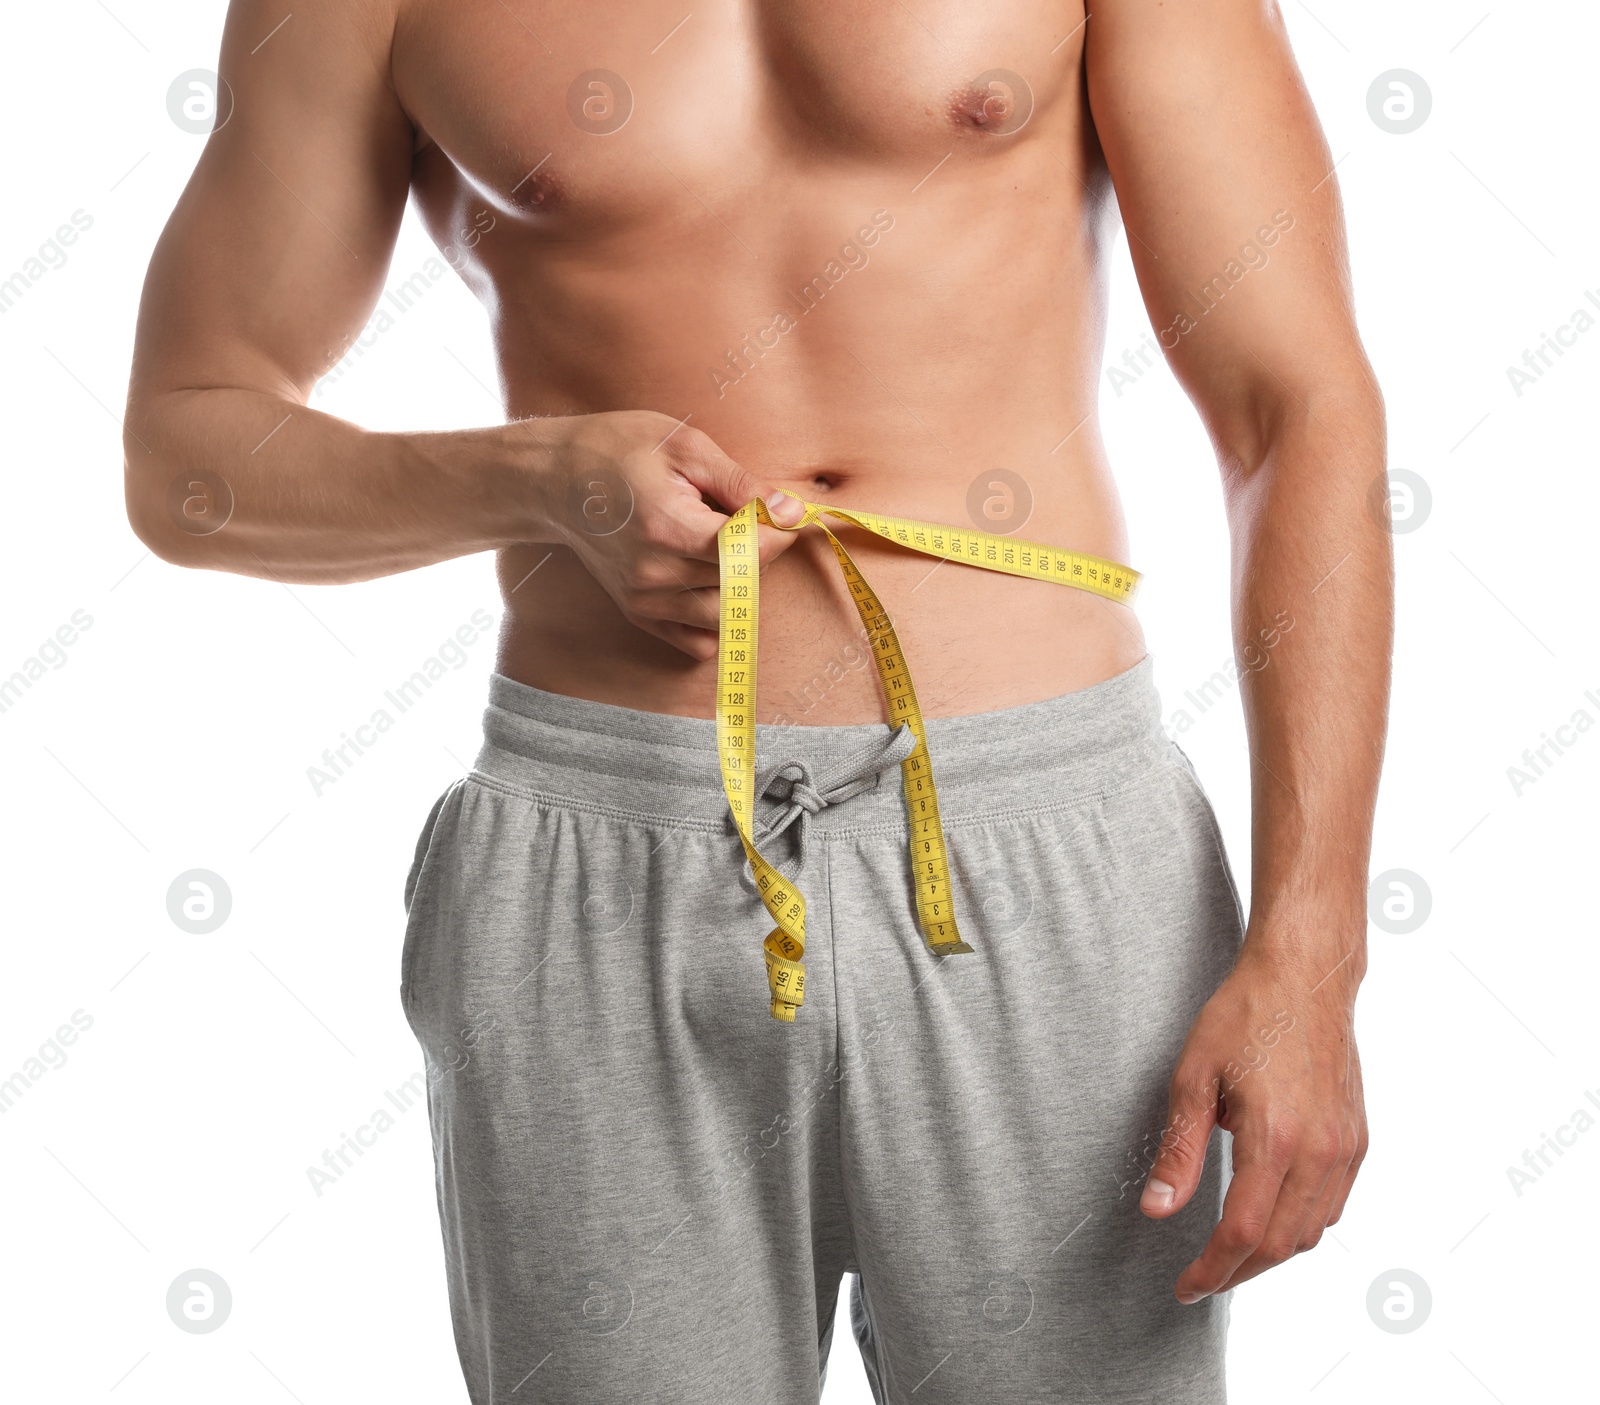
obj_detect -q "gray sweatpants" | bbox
[402,656,1244,1403]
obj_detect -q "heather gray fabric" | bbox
[401,655,1244,1404]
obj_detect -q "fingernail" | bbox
[1141,1178,1176,1213]
[1177,1289,1210,1306]
[766,490,803,524]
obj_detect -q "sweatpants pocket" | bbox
[401,780,464,1015]
[1166,740,1247,940]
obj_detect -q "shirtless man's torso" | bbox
[399,0,1145,718]
[126,1,1390,1399]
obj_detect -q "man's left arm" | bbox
[1084,0,1393,1299]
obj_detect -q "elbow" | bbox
[1214,362,1386,491]
[1306,354,1387,438]
[123,434,229,567]
[123,441,180,564]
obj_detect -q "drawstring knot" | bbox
[746,724,919,881]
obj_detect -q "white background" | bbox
[2,1,1596,1401]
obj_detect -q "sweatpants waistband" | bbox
[472,655,1173,837]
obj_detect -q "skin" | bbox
[124,0,1391,1303]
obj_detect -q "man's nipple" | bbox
[947,71,1034,136]
[510,159,564,213]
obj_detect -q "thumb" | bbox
[1141,1071,1220,1218]
[760,488,807,527]
[672,442,807,528]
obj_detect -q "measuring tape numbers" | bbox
[716,498,1141,1022]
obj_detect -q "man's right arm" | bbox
[124,0,480,582]
[124,0,799,657]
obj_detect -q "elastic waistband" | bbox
[471,655,1172,837]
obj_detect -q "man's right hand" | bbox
[530,411,808,661]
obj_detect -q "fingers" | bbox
[1173,1128,1292,1304]
[1205,1045,1369,1294]
[626,555,719,630]
[647,553,718,592]
[667,429,806,526]
[1142,975,1371,1305]
[1140,1071,1221,1219]
[1297,1118,1360,1239]
[1321,1051,1370,1231]
[672,513,806,571]
[1208,1133,1343,1294]
[637,618,720,661]
[570,414,819,651]
[762,489,808,527]
[638,585,720,631]
[662,427,808,554]
[598,540,718,652]
[1316,1116,1368,1232]
[620,517,803,652]
[667,431,759,515]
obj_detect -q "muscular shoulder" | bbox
[218,0,402,92]
[213,0,413,149]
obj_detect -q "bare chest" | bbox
[392,0,1089,236]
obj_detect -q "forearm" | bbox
[1224,382,1392,992]
[124,390,554,583]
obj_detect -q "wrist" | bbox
[493,413,624,548]
[1237,918,1367,1003]
[494,417,573,545]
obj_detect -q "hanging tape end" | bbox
[765,948,806,1010]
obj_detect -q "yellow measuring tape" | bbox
[716,498,1141,1021]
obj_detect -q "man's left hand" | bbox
[1138,942,1368,1302]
